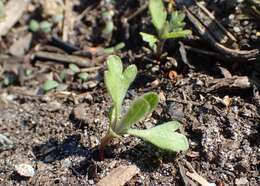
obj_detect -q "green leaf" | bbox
[149,0,167,32]
[69,64,80,73]
[29,20,40,32]
[116,92,158,134]
[123,65,137,92]
[127,121,189,152]
[42,80,59,92]
[161,30,192,39]
[170,11,186,32]
[116,97,150,134]
[105,55,137,123]
[142,92,159,114]
[114,42,125,51]
[39,21,52,33]
[78,72,88,81]
[140,32,158,48]
[108,106,116,127]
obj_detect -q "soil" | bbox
[0,0,259,185]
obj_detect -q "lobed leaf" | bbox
[161,30,192,39]
[149,0,167,32]
[127,121,189,152]
[140,32,158,49]
[171,11,186,32]
[105,55,137,124]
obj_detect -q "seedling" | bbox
[140,0,191,56]
[99,55,189,160]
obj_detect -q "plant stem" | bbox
[99,132,113,161]
[156,39,165,58]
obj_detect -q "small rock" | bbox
[229,14,235,20]
[88,180,94,185]
[235,177,248,186]
[15,163,35,177]
[233,27,240,33]
[47,101,61,112]
[9,33,32,57]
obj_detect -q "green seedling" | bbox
[99,55,189,160]
[101,10,114,38]
[29,19,40,32]
[78,72,89,81]
[42,79,59,92]
[103,42,125,54]
[29,20,53,33]
[60,64,89,82]
[39,21,52,33]
[140,0,191,56]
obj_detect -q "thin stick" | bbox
[34,51,92,67]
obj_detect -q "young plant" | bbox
[99,55,189,159]
[140,0,192,56]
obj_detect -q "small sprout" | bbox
[103,42,125,54]
[60,69,67,81]
[114,42,125,51]
[69,64,80,73]
[29,19,40,32]
[42,80,59,92]
[99,55,189,160]
[78,72,89,81]
[139,32,158,50]
[39,21,52,33]
[140,0,192,56]
[102,10,115,37]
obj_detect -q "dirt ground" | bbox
[0,0,259,185]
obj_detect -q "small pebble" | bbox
[235,177,248,185]
[229,14,235,20]
[233,27,240,33]
[47,101,61,112]
[15,163,35,177]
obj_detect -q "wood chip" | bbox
[96,165,140,186]
[9,33,32,57]
[0,0,31,36]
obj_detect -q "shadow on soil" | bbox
[32,135,91,163]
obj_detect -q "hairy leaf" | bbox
[123,65,137,93]
[105,55,137,123]
[116,98,150,134]
[142,92,159,114]
[140,32,158,48]
[127,121,189,152]
[161,30,192,39]
[149,0,167,32]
